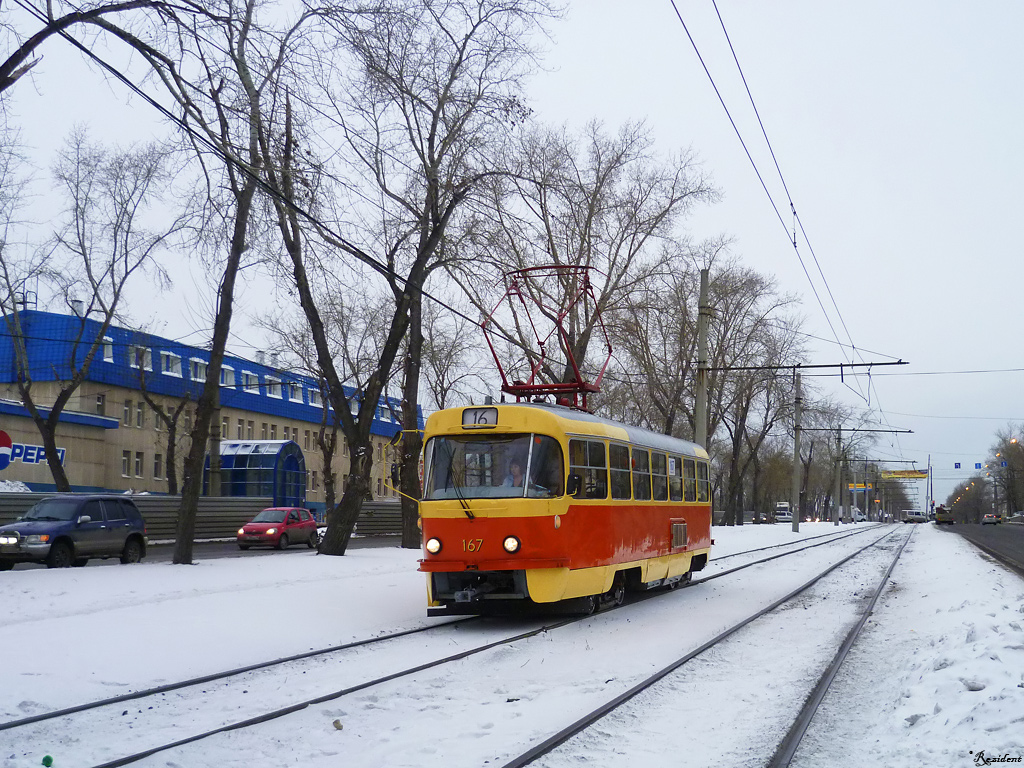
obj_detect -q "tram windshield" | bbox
[424,433,564,500]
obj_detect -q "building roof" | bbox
[1,310,421,437]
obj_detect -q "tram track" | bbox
[497,526,910,767]
[2,525,900,767]
[0,523,880,738]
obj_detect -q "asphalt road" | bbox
[4,534,406,570]
[941,521,1024,577]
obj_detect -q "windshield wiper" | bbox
[443,445,475,521]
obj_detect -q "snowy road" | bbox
[1,522,1022,768]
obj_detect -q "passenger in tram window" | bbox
[502,460,526,488]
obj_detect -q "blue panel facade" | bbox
[1,310,423,440]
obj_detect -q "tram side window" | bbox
[569,439,608,499]
[668,455,683,501]
[651,452,668,501]
[632,448,652,501]
[697,460,710,503]
[527,435,565,498]
[684,458,697,502]
[609,443,631,499]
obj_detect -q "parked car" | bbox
[237,507,319,550]
[982,513,999,525]
[775,510,793,523]
[852,509,867,522]
[0,495,147,570]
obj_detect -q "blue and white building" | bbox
[0,309,419,514]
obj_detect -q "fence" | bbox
[0,493,404,540]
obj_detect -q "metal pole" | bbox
[210,382,221,496]
[695,268,710,449]
[834,428,842,526]
[864,456,869,521]
[791,370,801,532]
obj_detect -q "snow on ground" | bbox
[1,523,1022,768]
[0,480,31,492]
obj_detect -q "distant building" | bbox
[0,309,420,513]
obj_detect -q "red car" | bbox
[237,507,319,550]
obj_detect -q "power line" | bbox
[8,0,520,350]
[667,0,868,407]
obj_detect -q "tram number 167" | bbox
[462,538,484,552]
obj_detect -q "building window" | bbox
[247,420,254,440]
[311,470,319,491]
[309,389,322,407]
[220,366,235,387]
[304,430,311,450]
[283,426,291,441]
[190,358,208,382]
[242,372,259,393]
[288,383,303,402]
[134,451,144,478]
[266,376,282,398]
[136,401,144,428]
[96,394,105,416]
[123,400,132,426]
[261,423,268,440]
[130,345,152,371]
[160,351,182,377]
[377,442,382,460]
[185,409,193,431]
[154,453,163,479]
[236,419,244,439]
[376,477,381,497]
[103,337,114,363]
[122,450,131,477]
[270,424,277,440]
[343,439,348,457]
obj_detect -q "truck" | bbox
[934,505,955,524]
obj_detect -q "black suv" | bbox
[0,495,148,570]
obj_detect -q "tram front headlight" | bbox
[425,537,442,554]
[502,536,521,554]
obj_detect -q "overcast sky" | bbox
[528,1,1024,505]
[6,1,1024,505]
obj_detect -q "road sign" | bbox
[955,462,961,469]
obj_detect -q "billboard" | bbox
[880,469,929,479]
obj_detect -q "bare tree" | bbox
[0,0,203,98]
[254,0,557,553]
[421,299,488,411]
[124,0,307,563]
[1,128,180,491]
[133,358,191,495]
[457,120,717,391]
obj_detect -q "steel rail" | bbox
[767,527,914,766]
[498,528,905,768]
[4,527,896,767]
[0,616,476,732]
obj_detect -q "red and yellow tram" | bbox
[418,402,713,615]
